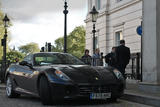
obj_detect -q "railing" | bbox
[0,62,2,83]
[125,53,142,81]
[81,52,142,81]
[0,53,142,82]
[0,60,10,83]
[81,57,104,66]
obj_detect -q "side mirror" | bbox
[19,61,28,66]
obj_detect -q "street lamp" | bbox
[2,14,10,82]
[90,6,99,54]
[63,0,68,53]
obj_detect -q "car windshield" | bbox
[34,53,85,66]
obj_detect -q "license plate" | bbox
[90,93,111,99]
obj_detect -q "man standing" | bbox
[116,40,130,78]
[81,49,92,65]
[105,47,116,67]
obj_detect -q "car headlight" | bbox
[55,70,70,81]
[113,69,124,79]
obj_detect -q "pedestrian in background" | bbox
[81,49,92,65]
[116,40,130,79]
[105,47,116,67]
[92,48,101,66]
[100,52,104,66]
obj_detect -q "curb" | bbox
[121,91,160,107]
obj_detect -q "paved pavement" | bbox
[0,89,152,107]
[121,80,160,107]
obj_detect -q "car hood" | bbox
[36,65,117,84]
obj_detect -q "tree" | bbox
[53,37,64,52]
[0,10,5,60]
[19,42,40,55]
[53,26,86,58]
[6,50,25,63]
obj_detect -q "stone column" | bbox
[141,0,160,92]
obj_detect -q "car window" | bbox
[34,53,85,66]
[35,56,61,66]
[24,56,29,62]
[23,54,32,64]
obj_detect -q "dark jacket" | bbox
[116,45,130,68]
[105,52,116,67]
[81,55,92,65]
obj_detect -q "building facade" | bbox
[85,0,142,55]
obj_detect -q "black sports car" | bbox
[5,52,125,105]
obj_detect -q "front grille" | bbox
[79,85,114,95]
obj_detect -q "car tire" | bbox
[39,76,53,105]
[6,76,20,98]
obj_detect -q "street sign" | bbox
[137,25,142,36]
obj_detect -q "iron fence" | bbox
[81,57,104,66]
[0,60,10,83]
[81,52,142,81]
[0,53,142,82]
[125,53,142,81]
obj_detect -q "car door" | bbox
[14,54,36,92]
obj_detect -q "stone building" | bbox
[85,0,142,55]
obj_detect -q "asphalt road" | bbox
[0,89,152,107]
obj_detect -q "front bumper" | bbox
[50,82,124,100]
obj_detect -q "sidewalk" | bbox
[0,83,5,90]
[121,79,160,107]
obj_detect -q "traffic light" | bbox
[48,43,51,52]
[41,47,45,52]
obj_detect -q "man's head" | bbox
[95,48,100,54]
[112,47,116,53]
[85,49,89,55]
[120,40,125,45]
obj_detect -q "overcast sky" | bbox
[1,0,88,49]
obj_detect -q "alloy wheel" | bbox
[6,77,12,96]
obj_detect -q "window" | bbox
[116,0,122,3]
[96,0,101,10]
[23,54,32,64]
[89,0,93,10]
[34,53,85,66]
[23,56,29,62]
[115,31,123,46]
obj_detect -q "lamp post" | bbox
[90,6,99,54]
[63,0,68,53]
[2,14,10,82]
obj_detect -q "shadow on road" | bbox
[14,95,120,106]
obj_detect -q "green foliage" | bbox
[0,10,5,60]
[53,26,86,58]
[0,10,12,60]
[52,37,64,52]
[6,50,25,63]
[19,42,40,55]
